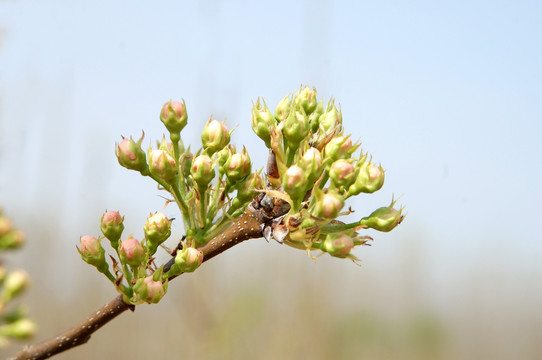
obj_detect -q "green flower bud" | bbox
[0,270,30,303]
[132,276,167,304]
[329,159,358,189]
[236,172,264,203]
[160,100,188,134]
[119,237,146,268]
[282,165,306,202]
[300,147,324,184]
[251,98,276,147]
[319,99,342,133]
[148,149,178,183]
[294,86,318,115]
[115,134,148,173]
[100,210,124,244]
[360,199,404,232]
[0,318,36,339]
[201,118,230,155]
[308,98,325,133]
[0,216,12,236]
[77,235,107,271]
[225,148,252,184]
[348,155,385,195]
[324,135,354,161]
[144,212,172,253]
[170,246,203,275]
[191,154,215,187]
[283,105,310,145]
[323,233,354,258]
[180,152,193,179]
[0,230,24,250]
[313,189,344,219]
[274,94,292,122]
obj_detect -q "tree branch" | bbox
[10,200,276,360]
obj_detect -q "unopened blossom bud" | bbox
[0,230,24,250]
[100,210,124,244]
[274,94,292,122]
[236,172,264,203]
[294,86,318,115]
[313,190,345,219]
[201,118,230,155]
[282,165,306,202]
[119,237,146,267]
[0,270,30,302]
[319,100,342,133]
[177,247,203,273]
[0,318,36,339]
[144,212,172,254]
[251,98,276,147]
[308,98,325,133]
[324,135,354,161]
[323,233,355,258]
[77,235,107,271]
[300,147,324,183]
[225,148,252,184]
[191,154,215,187]
[360,200,404,232]
[148,149,178,183]
[160,100,188,134]
[132,276,167,304]
[180,152,193,179]
[329,159,358,189]
[0,216,12,236]
[348,156,385,195]
[216,146,232,176]
[115,134,148,173]
[283,106,310,145]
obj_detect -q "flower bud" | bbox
[132,276,167,304]
[148,149,178,183]
[100,210,124,244]
[191,154,215,187]
[0,270,30,302]
[251,98,276,147]
[319,100,342,133]
[0,216,12,236]
[172,246,203,274]
[160,100,188,134]
[329,159,358,189]
[201,118,230,155]
[324,135,354,161]
[294,86,318,115]
[283,105,310,145]
[77,235,107,270]
[313,190,345,219]
[0,230,24,250]
[323,233,354,258]
[274,94,292,122]
[115,134,148,173]
[348,156,385,195]
[360,199,404,232]
[282,165,306,202]
[225,148,252,184]
[300,147,324,183]
[0,318,36,339]
[236,172,264,203]
[119,237,146,267]
[144,212,172,253]
[308,98,324,133]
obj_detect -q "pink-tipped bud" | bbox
[160,100,188,134]
[225,148,252,184]
[148,149,178,183]
[323,233,354,258]
[172,246,203,274]
[349,156,385,195]
[119,237,146,267]
[360,198,404,232]
[201,118,230,155]
[329,159,358,189]
[115,134,148,173]
[282,164,306,202]
[132,276,167,304]
[191,154,215,187]
[325,135,354,161]
[77,235,107,270]
[100,210,124,244]
[300,147,324,183]
[143,212,172,254]
[251,98,276,147]
[313,190,345,219]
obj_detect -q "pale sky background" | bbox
[0,1,541,359]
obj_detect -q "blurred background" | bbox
[0,0,541,359]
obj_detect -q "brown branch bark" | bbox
[10,201,275,360]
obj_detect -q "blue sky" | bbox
[0,0,541,325]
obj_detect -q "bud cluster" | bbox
[250,86,404,260]
[0,210,36,347]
